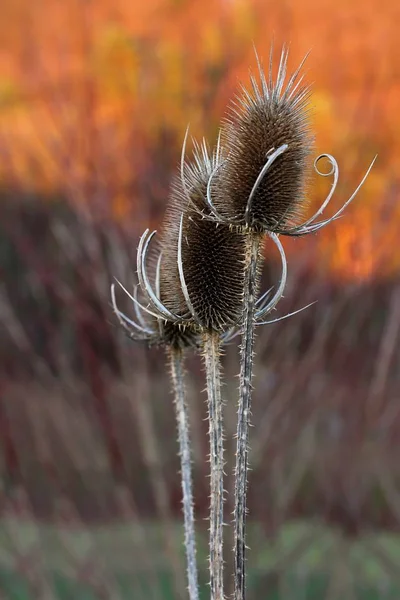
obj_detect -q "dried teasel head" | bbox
[201,46,376,238]
[111,133,248,347]
[158,133,246,332]
[213,46,314,233]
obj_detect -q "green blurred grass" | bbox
[0,520,399,599]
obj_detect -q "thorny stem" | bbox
[131,350,187,599]
[168,347,200,600]
[234,232,263,600]
[203,332,225,600]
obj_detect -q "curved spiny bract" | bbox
[160,137,246,333]
[216,46,313,232]
[111,274,199,351]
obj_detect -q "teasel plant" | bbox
[189,46,377,600]
[111,129,288,600]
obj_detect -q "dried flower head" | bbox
[214,46,313,232]
[158,133,246,332]
[196,46,376,240]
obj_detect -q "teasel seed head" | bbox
[159,132,246,332]
[111,132,247,348]
[214,46,313,233]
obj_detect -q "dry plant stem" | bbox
[234,231,263,600]
[168,347,200,600]
[203,331,225,600]
[130,349,187,600]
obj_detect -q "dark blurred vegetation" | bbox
[0,0,400,598]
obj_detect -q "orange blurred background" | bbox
[1,0,399,278]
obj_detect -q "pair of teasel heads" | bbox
[111,47,375,348]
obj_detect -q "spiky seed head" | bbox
[159,138,246,332]
[215,47,314,232]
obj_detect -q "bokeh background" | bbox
[1,0,400,598]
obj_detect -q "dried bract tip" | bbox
[160,135,246,332]
[111,269,198,351]
[215,46,313,232]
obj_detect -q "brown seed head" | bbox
[215,47,314,232]
[159,137,246,332]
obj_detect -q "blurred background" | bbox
[1,0,400,598]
